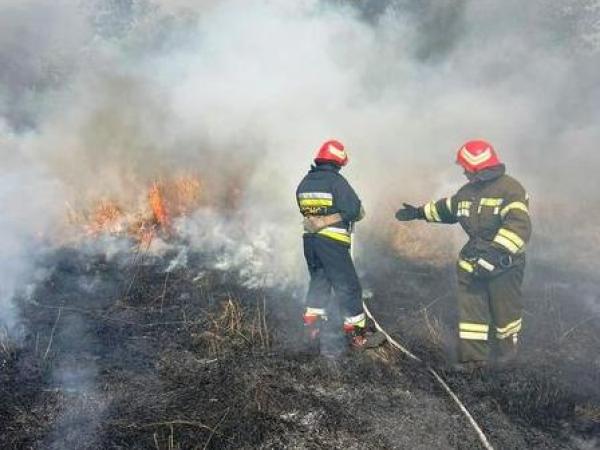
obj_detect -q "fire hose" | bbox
[362,300,494,450]
[351,230,494,450]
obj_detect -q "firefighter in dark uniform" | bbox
[296,139,385,350]
[395,139,531,369]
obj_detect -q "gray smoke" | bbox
[0,131,64,335]
[2,0,600,334]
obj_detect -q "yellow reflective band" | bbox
[493,235,520,254]
[496,318,522,334]
[498,228,525,248]
[318,228,352,244]
[445,197,452,212]
[497,322,522,339]
[500,201,529,218]
[424,202,434,221]
[457,201,471,217]
[424,201,441,222]
[459,331,489,341]
[480,198,504,207]
[299,198,333,207]
[458,259,474,273]
[431,202,441,222]
[460,322,489,333]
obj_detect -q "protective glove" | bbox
[395,203,425,221]
[303,213,343,233]
[304,216,327,233]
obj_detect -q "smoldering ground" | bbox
[0,0,599,448]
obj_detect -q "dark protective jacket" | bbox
[296,163,362,245]
[421,165,531,274]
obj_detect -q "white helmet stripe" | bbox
[328,145,347,160]
[460,147,492,165]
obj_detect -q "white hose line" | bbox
[362,301,495,450]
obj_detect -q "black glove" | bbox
[473,247,513,279]
[395,203,425,221]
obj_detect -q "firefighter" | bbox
[395,139,531,370]
[296,139,385,350]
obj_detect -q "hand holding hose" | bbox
[304,213,343,233]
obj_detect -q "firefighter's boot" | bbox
[344,322,386,350]
[303,314,322,352]
[495,335,519,367]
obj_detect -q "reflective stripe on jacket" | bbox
[421,165,531,271]
[296,163,362,245]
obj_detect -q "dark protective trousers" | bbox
[457,263,525,362]
[303,235,363,319]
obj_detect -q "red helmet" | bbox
[315,139,348,166]
[456,139,501,173]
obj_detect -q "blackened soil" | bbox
[1,244,598,449]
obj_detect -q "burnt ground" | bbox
[0,242,599,449]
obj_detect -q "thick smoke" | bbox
[0,126,64,335]
[2,0,600,333]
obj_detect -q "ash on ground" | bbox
[1,243,598,449]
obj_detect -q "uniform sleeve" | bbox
[295,185,302,214]
[491,188,531,254]
[422,196,458,224]
[333,178,362,223]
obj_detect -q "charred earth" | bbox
[1,242,598,449]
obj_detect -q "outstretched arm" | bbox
[395,196,457,224]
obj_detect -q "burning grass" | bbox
[65,174,207,245]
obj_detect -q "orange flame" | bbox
[72,173,208,243]
[148,182,171,230]
[169,175,203,215]
[87,200,124,235]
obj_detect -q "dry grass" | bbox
[371,218,460,268]
[252,296,271,349]
[199,297,271,356]
[139,411,229,450]
[421,307,445,351]
[0,326,14,359]
[219,299,244,335]
[576,405,600,424]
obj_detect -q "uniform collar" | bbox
[310,163,341,173]
[466,164,505,183]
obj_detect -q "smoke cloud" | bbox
[2,0,600,332]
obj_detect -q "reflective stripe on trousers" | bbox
[459,322,489,341]
[496,318,522,339]
[344,312,366,328]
